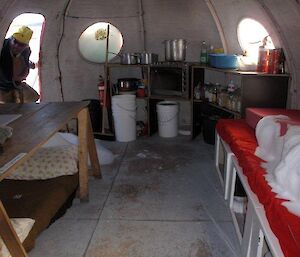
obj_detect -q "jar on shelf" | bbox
[226,94,233,110]
[231,95,238,112]
[194,83,201,100]
[218,89,227,107]
[236,98,241,113]
[227,80,236,93]
[204,82,212,102]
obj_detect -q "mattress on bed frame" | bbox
[0,174,78,251]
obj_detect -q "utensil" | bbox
[120,53,138,64]
[164,39,187,61]
[140,53,158,64]
[118,78,139,91]
[164,40,172,61]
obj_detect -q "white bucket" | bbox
[112,95,137,142]
[156,101,179,138]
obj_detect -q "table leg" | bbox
[87,114,102,178]
[0,201,28,257]
[77,108,89,202]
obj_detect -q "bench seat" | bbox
[216,119,300,257]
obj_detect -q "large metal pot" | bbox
[120,53,137,64]
[164,39,187,61]
[140,53,158,64]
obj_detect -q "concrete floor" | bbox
[29,135,241,257]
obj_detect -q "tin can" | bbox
[268,48,281,74]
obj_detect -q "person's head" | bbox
[10,26,33,55]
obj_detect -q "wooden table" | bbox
[0,102,101,257]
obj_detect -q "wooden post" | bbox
[77,108,89,202]
[87,113,102,178]
[0,201,28,257]
[101,24,110,134]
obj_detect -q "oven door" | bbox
[150,67,189,98]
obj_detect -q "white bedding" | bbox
[255,115,300,216]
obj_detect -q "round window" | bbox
[78,22,123,63]
[237,18,274,61]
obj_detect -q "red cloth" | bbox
[245,108,300,129]
[216,119,300,257]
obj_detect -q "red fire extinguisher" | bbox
[257,36,269,72]
[98,75,105,106]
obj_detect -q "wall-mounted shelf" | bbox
[103,62,290,139]
[191,65,290,139]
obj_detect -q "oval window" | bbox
[78,22,123,63]
[237,18,274,61]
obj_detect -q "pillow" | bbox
[44,132,115,165]
[0,218,35,257]
[0,126,13,145]
[7,145,78,180]
[42,132,71,148]
[255,115,288,163]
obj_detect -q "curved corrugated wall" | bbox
[0,0,299,108]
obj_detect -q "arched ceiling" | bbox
[0,0,299,107]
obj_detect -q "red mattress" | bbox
[245,108,300,129]
[216,119,300,257]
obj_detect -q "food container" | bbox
[209,54,238,69]
[120,53,138,64]
[140,53,158,64]
[117,78,139,91]
[164,39,187,61]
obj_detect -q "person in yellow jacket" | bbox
[0,26,39,103]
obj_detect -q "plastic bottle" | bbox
[211,85,217,103]
[208,45,214,64]
[227,80,236,93]
[98,75,105,106]
[200,41,208,64]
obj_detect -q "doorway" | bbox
[5,13,45,97]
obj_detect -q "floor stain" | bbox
[90,238,137,257]
[188,239,213,257]
[114,182,161,201]
[127,155,189,176]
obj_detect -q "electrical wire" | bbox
[57,0,73,102]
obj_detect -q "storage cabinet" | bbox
[104,64,150,136]
[104,64,289,140]
[105,63,191,137]
[191,66,290,139]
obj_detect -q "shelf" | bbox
[193,99,203,103]
[191,64,290,77]
[194,100,241,116]
[149,95,190,101]
[106,63,150,68]
[209,102,240,116]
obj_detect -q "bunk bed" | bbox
[0,174,78,251]
[0,102,101,257]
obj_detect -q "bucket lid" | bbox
[157,101,178,106]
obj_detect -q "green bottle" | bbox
[200,41,208,64]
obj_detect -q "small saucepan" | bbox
[118,78,139,91]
